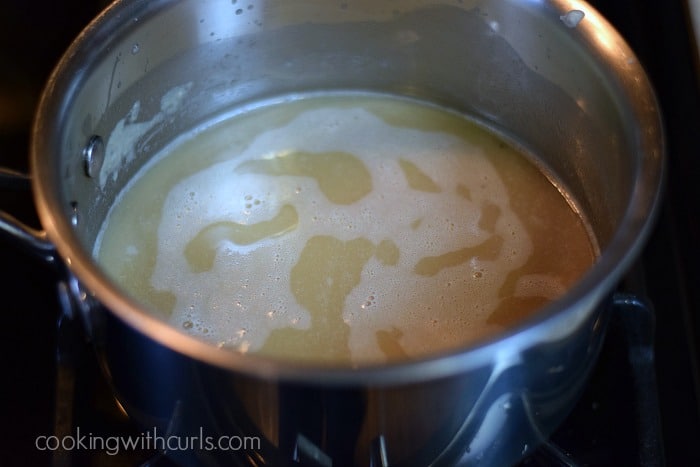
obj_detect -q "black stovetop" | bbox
[1,1,699,466]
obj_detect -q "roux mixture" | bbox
[94,93,597,365]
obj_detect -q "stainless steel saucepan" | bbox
[0,0,664,465]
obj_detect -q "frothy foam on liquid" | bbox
[95,93,597,365]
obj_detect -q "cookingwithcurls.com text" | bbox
[35,427,261,456]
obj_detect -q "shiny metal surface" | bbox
[0,0,663,465]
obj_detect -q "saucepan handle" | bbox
[0,167,58,265]
[0,167,88,321]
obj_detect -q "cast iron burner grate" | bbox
[49,278,664,467]
[519,290,665,467]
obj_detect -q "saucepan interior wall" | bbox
[51,0,632,253]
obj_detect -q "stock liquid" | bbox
[94,93,597,365]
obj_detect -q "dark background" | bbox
[1,1,699,466]
[1,3,107,467]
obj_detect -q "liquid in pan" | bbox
[94,92,597,365]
